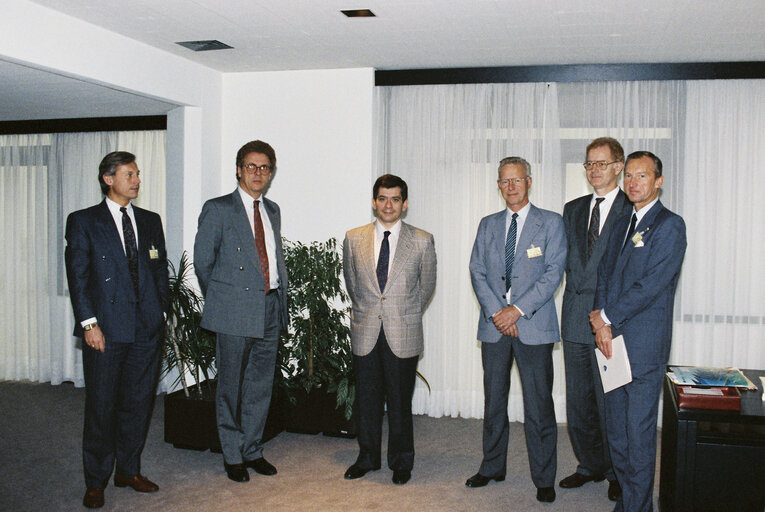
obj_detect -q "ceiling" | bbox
[2,0,764,121]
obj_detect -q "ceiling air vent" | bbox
[341,9,375,17]
[176,40,233,52]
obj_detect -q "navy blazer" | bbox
[470,204,567,345]
[194,190,289,338]
[65,200,169,342]
[561,190,632,344]
[594,201,686,365]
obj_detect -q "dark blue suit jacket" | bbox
[594,201,686,365]
[65,200,169,342]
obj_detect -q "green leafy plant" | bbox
[278,238,354,419]
[163,251,217,398]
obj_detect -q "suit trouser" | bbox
[480,336,557,488]
[605,363,664,512]
[216,291,281,464]
[562,339,614,480]
[82,336,160,488]
[353,327,419,471]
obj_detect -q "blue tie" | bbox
[376,230,391,292]
[120,206,139,296]
[505,213,518,292]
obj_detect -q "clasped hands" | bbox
[492,305,521,338]
[588,309,613,359]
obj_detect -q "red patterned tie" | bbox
[253,200,270,292]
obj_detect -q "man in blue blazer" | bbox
[590,151,686,512]
[560,137,631,501]
[467,157,567,503]
[65,151,169,509]
[194,140,288,483]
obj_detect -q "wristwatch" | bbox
[83,322,98,331]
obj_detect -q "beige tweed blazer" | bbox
[342,222,437,358]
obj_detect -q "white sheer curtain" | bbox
[375,83,563,421]
[675,80,765,368]
[375,79,765,421]
[0,130,166,385]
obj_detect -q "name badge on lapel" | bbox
[527,245,542,258]
[149,245,159,259]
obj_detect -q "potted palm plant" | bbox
[278,238,355,437]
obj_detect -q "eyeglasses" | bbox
[583,160,619,171]
[498,177,528,187]
[242,163,272,175]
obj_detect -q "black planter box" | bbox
[164,380,283,451]
[281,387,357,438]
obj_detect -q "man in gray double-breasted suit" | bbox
[194,140,288,483]
[342,174,437,486]
[467,157,567,504]
[560,137,631,502]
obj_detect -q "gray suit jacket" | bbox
[470,204,567,345]
[343,222,437,358]
[561,190,631,344]
[194,189,288,338]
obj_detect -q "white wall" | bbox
[221,68,375,245]
[0,0,223,255]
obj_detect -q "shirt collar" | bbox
[632,197,659,223]
[238,186,264,209]
[506,202,531,221]
[375,219,402,239]
[593,186,620,203]
[105,196,131,214]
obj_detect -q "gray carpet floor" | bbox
[0,381,660,511]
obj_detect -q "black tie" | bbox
[587,197,605,258]
[376,231,391,293]
[120,207,139,296]
[622,213,638,252]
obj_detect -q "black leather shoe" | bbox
[558,472,606,488]
[536,486,556,503]
[224,463,250,482]
[392,470,411,485]
[344,463,379,480]
[244,457,277,476]
[83,488,104,508]
[608,479,622,501]
[465,472,505,488]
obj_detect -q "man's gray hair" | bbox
[498,156,531,177]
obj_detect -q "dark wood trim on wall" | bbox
[375,61,765,86]
[0,115,167,135]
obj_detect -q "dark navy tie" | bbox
[505,213,518,292]
[376,230,391,292]
[120,207,139,296]
[622,213,638,252]
[587,197,605,258]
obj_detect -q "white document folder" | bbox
[596,335,632,393]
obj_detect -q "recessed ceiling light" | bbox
[176,40,233,52]
[341,9,375,18]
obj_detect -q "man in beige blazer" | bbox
[342,174,437,485]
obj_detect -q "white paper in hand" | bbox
[596,335,632,393]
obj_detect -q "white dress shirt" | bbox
[238,187,280,290]
[373,219,402,277]
[504,202,531,306]
[589,186,621,233]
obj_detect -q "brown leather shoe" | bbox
[83,488,104,508]
[114,473,159,492]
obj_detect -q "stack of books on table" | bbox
[667,366,756,412]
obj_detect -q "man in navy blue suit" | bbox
[589,151,686,512]
[65,151,168,509]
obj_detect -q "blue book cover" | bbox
[669,366,749,387]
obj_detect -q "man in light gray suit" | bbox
[467,157,567,503]
[342,174,437,486]
[194,140,288,483]
[560,137,630,501]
